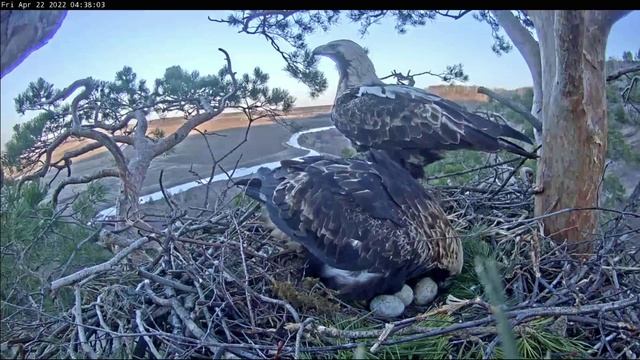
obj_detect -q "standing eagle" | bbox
[236,150,462,304]
[312,39,537,178]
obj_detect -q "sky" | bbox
[1,10,638,148]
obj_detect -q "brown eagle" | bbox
[312,39,537,178]
[236,150,462,302]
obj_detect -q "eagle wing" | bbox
[266,155,428,274]
[333,84,534,159]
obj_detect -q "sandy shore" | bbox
[51,105,332,163]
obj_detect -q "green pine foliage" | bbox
[4,62,294,175]
[0,181,112,339]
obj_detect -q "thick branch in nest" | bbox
[289,296,639,353]
[50,235,151,291]
[73,286,97,359]
[7,159,640,359]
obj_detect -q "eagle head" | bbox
[312,39,383,96]
[312,39,366,60]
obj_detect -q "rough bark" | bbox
[529,11,626,256]
[117,154,152,219]
[0,10,67,78]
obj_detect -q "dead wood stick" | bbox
[135,309,163,358]
[292,296,638,348]
[294,318,315,359]
[137,269,198,294]
[73,286,97,359]
[51,236,150,291]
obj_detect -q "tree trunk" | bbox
[115,156,151,226]
[531,87,542,145]
[533,11,615,256]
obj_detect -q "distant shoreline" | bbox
[49,104,333,164]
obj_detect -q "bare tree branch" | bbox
[93,111,137,133]
[492,10,542,123]
[18,130,71,187]
[477,86,543,131]
[53,142,104,166]
[73,286,97,360]
[73,128,130,187]
[380,67,467,86]
[491,11,540,76]
[209,10,299,28]
[33,78,96,129]
[112,135,134,145]
[138,269,197,294]
[435,10,471,20]
[607,64,640,82]
[135,309,163,359]
[50,135,132,169]
[51,168,119,207]
[50,236,151,291]
[153,48,238,156]
[42,135,132,187]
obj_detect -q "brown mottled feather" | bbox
[312,39,535,179]
[333,86,536,179]
[236,150,462,300]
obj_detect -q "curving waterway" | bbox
[96,125,336,218]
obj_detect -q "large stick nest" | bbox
[2,158,639,359]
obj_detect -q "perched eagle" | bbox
[312,39,537,178]
[236,150,462,301]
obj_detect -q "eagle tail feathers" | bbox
[496,123,535,145]
[498,138,538,159]
[235,166,279,203]
[465,111,535,145]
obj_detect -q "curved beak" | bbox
[312,44,331,57]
